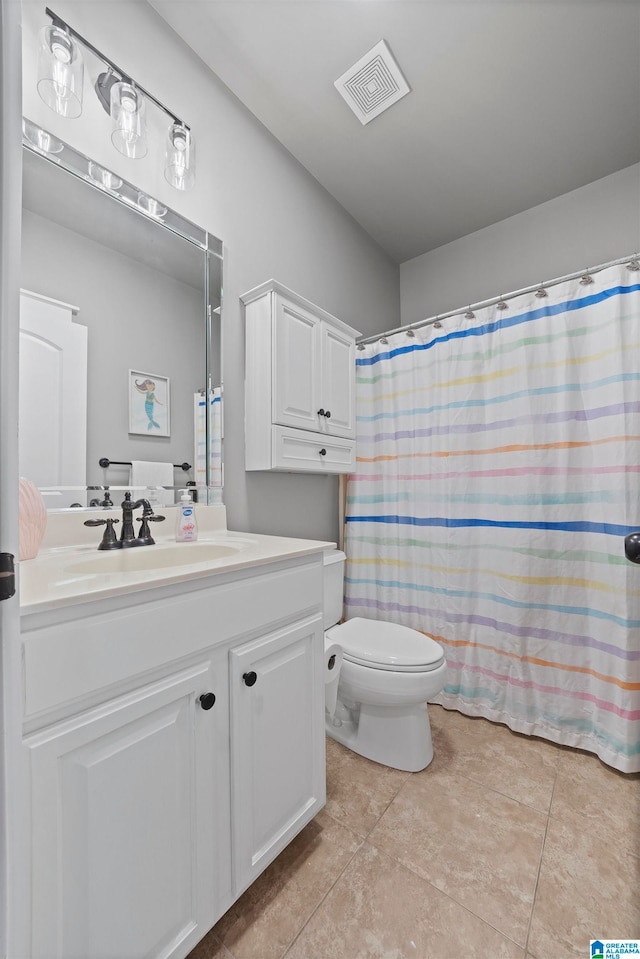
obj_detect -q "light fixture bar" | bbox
[45,7,190,130]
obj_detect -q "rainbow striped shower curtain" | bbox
[345,262,640,772]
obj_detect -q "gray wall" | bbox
[21,208,204,490]
[21,0,400,543]
[400,163,640,326]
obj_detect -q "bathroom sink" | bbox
[65,542,241,575]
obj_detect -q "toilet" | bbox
[323,549,447,772]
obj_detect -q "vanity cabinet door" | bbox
[229,616,326,896]
[26,660,226,959]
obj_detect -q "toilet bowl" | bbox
[323,550,447,772]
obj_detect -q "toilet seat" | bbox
[327,617,444,672]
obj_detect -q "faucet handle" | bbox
[84,517,121,550]
[136,513,165,546]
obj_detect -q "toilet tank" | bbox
[323,549,346,629]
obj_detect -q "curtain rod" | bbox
[357,251,640,346]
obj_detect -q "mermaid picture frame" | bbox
[129,370,171,437]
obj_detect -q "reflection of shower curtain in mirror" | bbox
[345,262,640,773]
[194,388,223,488]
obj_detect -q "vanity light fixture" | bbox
[37,8,196,190]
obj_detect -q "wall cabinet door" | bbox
[26,661,226,959]
[272,296,355,439]
[273,295,321,432]
[320,321,355,437]
[229,616,326,896]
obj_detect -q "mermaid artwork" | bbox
[134,378,163,431]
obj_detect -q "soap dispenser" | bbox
[175,490,198,542]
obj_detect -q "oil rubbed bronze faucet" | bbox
[84,491,165,550]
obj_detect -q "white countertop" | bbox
[20,506,335,614]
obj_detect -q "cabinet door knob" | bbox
[243,671,258,687]
[319,448,327,456]
[317,408,325,417]
[199,692,216,710]
[324,410,331,419]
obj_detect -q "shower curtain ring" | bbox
[535,283,548,298]
[433,316,442,329]
[406,325,415,337]
[464,306,475,319]
[579,272,593,285]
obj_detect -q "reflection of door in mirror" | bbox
[19,290,87,506]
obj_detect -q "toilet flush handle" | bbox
[243,671,258,687]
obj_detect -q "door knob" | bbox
[319,448,327,456]
[324,410,331,419]
[243,671,258,687]
[199,692,216,710]
[317,408,325,417]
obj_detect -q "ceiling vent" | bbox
[334,40,410,125]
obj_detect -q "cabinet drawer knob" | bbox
[317,408,325,417]
[319,448,327,456]
[324,410,331,419]
[243,671,258,687]
[199,692,216,710]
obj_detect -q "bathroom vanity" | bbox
[20,507,332,959]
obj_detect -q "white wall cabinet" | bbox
[21,555,326,959]
[242,280,361,472]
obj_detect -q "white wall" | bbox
[400,163,640,326]
[21,0,400,541]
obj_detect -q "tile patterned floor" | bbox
[188,705,640,959]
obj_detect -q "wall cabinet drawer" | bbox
[272,426,356,473]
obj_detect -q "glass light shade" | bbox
[22,118,64,154]
[87,161,122,191]
[164,123,195,191]
[137,193,167,219]
[37,25,83,119]
[110,82,147,159]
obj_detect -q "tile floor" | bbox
[188,705,640,959]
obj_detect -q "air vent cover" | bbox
[334,40,410,125]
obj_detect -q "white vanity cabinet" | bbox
[21,551,326,959]
[242,280,361,472]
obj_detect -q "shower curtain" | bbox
[345,262,640,772]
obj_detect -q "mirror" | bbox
[20,121,223,510]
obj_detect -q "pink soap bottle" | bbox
[175,490,198,542]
